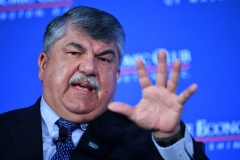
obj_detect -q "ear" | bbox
[38,52,49,82]
[116,69,121,79]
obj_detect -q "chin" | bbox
[66,104,96,114]
[65,105,107,123]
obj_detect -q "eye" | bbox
[68,52,80,56]
[97,57,111,63]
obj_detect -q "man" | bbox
[0,6,209,160]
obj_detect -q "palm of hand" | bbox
[109,50,197,136]
[135,86,182,133]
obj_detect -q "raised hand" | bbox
[108,50,197,137]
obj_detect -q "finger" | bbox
[156,50,167,87]
[136,58,152,89]
[108,102,135,120]
[178,84,198,105]
[167,60,181,93]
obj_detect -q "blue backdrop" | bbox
[0,0,240,159]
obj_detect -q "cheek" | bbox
[99,71,118,94]
[44,62,71,89]
[54,67,69,85]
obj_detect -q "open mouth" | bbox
[69,74,100,92]
[72,82,95,92]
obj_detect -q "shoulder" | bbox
[0,98,41,128]
[0,108,28,127]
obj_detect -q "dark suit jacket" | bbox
[0,98,209,160]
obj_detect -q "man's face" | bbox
[38,26,120,123]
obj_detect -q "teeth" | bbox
[72,83,94,91]
[79,84,87,87]
[75,85,88,90]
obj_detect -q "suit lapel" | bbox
[8,99,43,160]
[7,101,128,159]
[73,111,126,159]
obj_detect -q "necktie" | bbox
[51,118,80,160]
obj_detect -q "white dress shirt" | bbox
[40,96,194,160]
[41,97,85,160]
[152,128,194,159]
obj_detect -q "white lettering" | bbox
[186,123,195,136]
[0,0,36,6]
[233,141,240,149]
[206,141,240,152]
[0,12,7,20]
[52,7,61,16]
[178,49,192,63]
[35,9,44,17]
[122,75,131,83]
[170,50,178,63]
[122,53,153,68]
[163,0,181,6]
[196,119,240,137]
[38,0,64,3]
[118,47,193,84]
[189,0,198,3]
[188,0,228,4]
[216,142,224,150]
[132,74,138,81]
[122,54,137,67]
[123,48,192,68]
[152,48,187,65]
[181,70,191,79]
[164,0,173,5]
[25,9,33,19]
[9,11,16,20]
[196,119,207,137]
[208,142,215,151]
[0,0,6,5]
[230,121,240,134]
[151,48,161,65]
[139,52,152,66]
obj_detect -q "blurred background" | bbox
[0,0,239,159]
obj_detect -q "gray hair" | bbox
[43,6,126,65]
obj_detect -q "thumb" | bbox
[108,102,135,119]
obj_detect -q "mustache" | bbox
[69,74,100,92]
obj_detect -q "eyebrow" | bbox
[66,41,116,57]
[66,42,85,51]
[96,49,115,57]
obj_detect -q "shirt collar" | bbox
[40,96,59,134]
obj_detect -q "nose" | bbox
[78,56,97,76]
